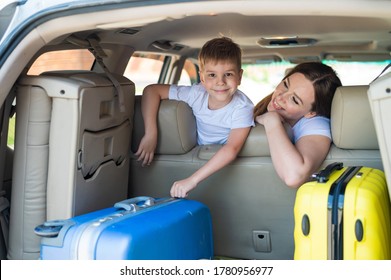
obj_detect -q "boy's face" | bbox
[199,59,243,109]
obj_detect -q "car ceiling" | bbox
[47,0,391,64]
[2,0,391,86]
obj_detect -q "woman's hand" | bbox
[255,111,284,126]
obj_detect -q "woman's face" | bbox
[267,72,316,126]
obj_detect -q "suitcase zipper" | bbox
[328,166,361,260]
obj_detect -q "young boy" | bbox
[135,37,254,198]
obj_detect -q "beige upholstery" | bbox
[131,97,197,155]
[331,85,378,149]
[8,72,135,260]
[197,124,274,159]
[44,72,134,219]
[238,125,270,156]
[8,83,51,260]
[129,97,296,260]
[131,97,272,157]
[325,85,381,170]
[129,85,382,260]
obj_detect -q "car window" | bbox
[178,59,199,86]
[1,95,15,149]
[27,49,94,75]
[324,60,391,85]
[124,53,165,95]
[239,60,391,104]
[7,109,15,149]
[124,53,198,95]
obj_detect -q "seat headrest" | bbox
[238,124,270,156]
[132,98,197,154]
[331,85,378,149]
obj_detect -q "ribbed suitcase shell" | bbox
[294,163,391,259]
[35,197,213,260]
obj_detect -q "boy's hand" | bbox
[170,178,198,198]
[134,134,157,166]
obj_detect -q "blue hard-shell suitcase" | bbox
[35,197,213,260]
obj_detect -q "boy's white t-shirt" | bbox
[292,116,331,143]
[169,84,255,145]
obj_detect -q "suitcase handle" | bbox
[313,162,344,183]
[114,196,156,212]
[34,219,75,238]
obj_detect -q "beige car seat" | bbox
[8,71,134,259]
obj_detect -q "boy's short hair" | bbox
[198,37,242,71]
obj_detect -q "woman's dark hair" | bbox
[253,62,342,118]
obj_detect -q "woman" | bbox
[254,62,342,188]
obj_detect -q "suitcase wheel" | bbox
[301,214,310,236]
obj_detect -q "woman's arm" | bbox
[256,112,331,188]
[170,126,251,198]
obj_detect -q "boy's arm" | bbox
[170,126,251,198]
[135,84,170,166]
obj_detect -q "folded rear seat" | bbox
[8,71,135,259]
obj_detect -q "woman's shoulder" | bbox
[292,116,331,143]
[296,116,330,126]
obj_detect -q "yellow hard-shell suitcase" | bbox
[294,162,391,259]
